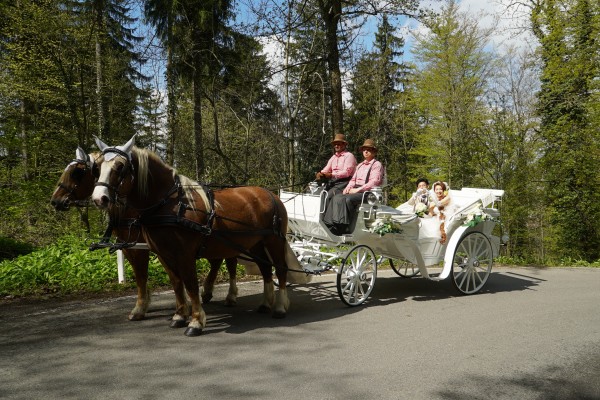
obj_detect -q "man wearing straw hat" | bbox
[324,138,383,235]
[316,133,357,194]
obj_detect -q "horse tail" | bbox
[260,188,288,240]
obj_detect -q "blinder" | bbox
[95,147,135,202]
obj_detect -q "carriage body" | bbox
[280,186,505,305]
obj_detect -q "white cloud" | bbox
[402,0,536,61]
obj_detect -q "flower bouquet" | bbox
[369,218,403,237]
[415,203,429,218]
[462,206,495,227]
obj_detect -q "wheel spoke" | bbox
[337,245,377,306]
[451,232,493,295]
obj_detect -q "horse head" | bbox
[51,146,100,210]
[92,135,137,209]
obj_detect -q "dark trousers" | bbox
[322,192,363,234]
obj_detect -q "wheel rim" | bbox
[451,232,492,294]
[337,245,377,306]
[390,259,420,278]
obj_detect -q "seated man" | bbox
[407,177,434,217]
[323,138,383,235]
[316,133,357,195]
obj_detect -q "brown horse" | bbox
[91,135,290,336]
[51,147,239,323]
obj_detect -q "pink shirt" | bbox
[321,150,357,180]
[345,159,383,193]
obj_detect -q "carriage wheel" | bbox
[337,245,377,306]
[389,259,420,278]
[451,231,493,295]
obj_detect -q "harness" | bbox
[57,155,94,207]
[91,148,285,267]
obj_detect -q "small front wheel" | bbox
[451,231,493,294]
[389,259,420,278]
[337,245,377,306]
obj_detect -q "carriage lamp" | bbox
[367,188,383,205]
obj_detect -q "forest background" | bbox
[0,0,599,272]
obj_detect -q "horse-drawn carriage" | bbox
[51,135,504,336]
[280,184,505,306]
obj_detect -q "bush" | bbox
[0,236,35,261]
[0,234,254,298]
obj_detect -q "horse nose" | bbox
[51,198,69,210]
[93,195,110,209]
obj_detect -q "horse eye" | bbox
[71,167,85,180]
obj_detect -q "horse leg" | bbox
[201,259,222,304]
[252,245,275,314]
[203,258,238,306]
[265,237,290,319]
[223,257,238,306]
[179,260,206,337]
[156,254,190,328]
[123,248,151,321]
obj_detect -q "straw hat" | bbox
[359,138,377,152]
[331,133,348,145]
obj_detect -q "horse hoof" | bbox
[272,311,286,319]
[184,327,202,337]
[201,294,213,304]
[128,313,144,321]
[169,319,188,329]
[257,305,271,314]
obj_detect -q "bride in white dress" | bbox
[429,181,455,244]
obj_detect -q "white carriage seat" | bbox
[443,190,488,237]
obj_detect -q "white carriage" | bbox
[280,184,505,306]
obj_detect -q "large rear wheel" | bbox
[451,231,493,294]
[337,245,377,306]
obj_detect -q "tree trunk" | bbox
[94,2,106,138]
[193,61,204,180]
[165,11,176,165]
[320,0,343,136]
[20,100,29,180]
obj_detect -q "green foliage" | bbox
[412,0,496,188]
[0,236,35,261]
[531,0,600,261]
[0,234,248,297]
[0,235,123,296]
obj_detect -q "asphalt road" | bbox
[1,267,599,400]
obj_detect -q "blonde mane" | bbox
[133,147,212,211]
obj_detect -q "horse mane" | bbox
[132,147,212,212]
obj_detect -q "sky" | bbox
[132,0,537,108]
[254,0,536,100]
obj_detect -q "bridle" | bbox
[57,155,96,207]
[94,147,135,204]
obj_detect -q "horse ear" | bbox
[76,146,87,162]
[95,136,108,152]
[122,134,136,153]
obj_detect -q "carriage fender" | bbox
[439,225,470,280]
